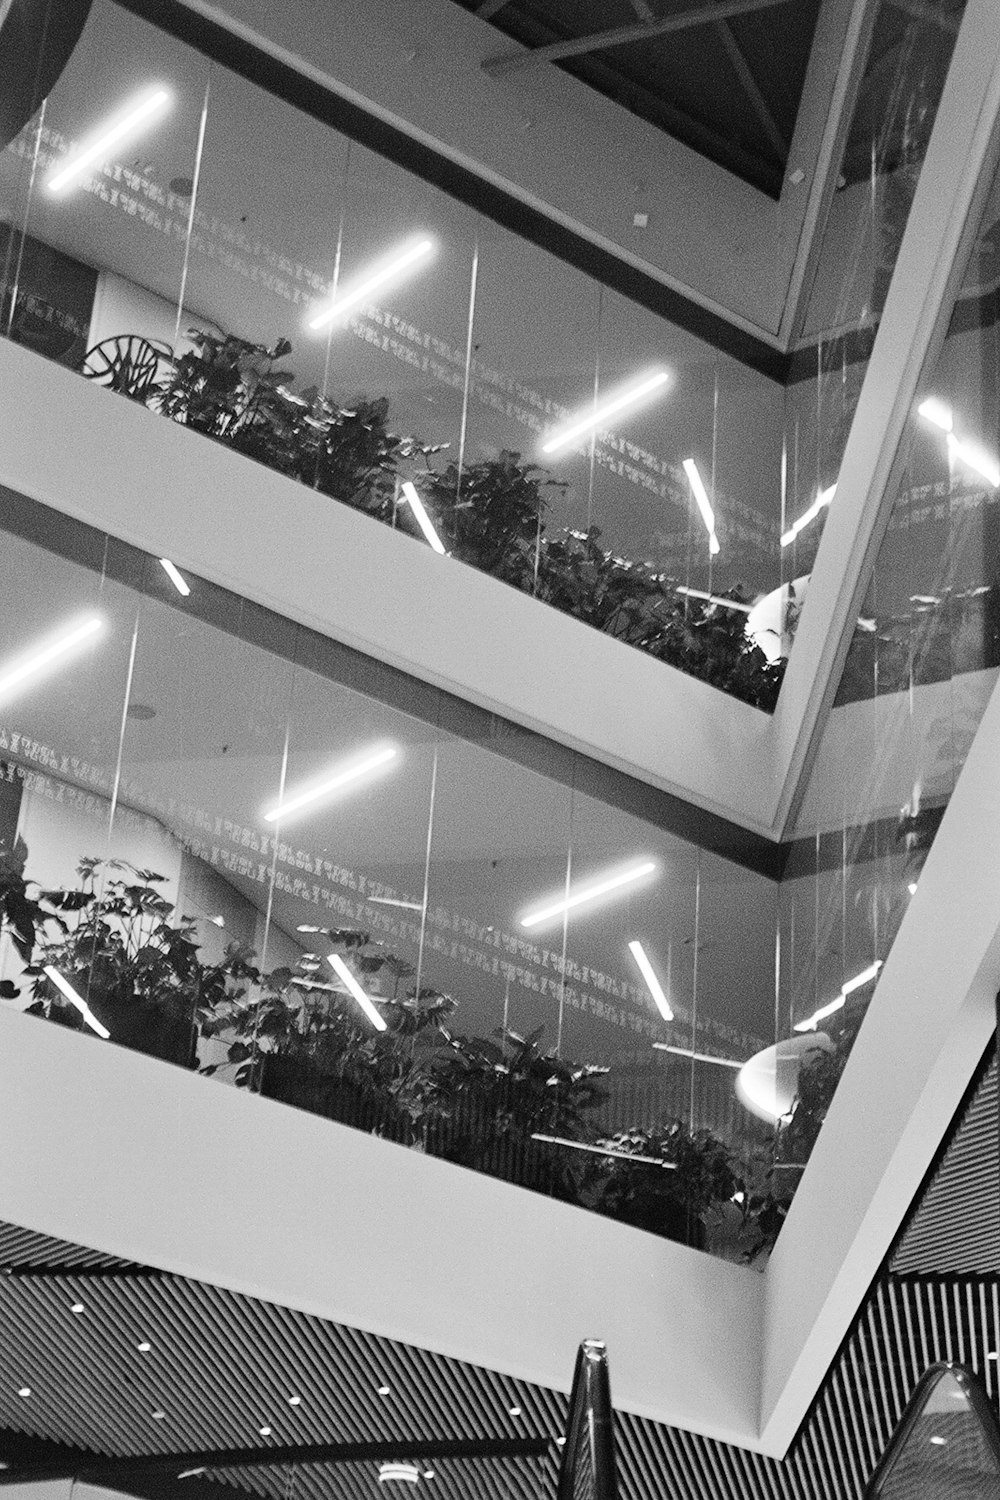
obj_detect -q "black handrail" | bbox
[557,1340,618,1500]
[864,1360,1000,1496]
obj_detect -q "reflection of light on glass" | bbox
[675,586,750,612]
[908,882,918,896]
[263,744,397,823]
[520,860,656,929]
[400,482,446,554]
[0,615,103,705]
[780,483,835,548]
[929,1435,947,1446]
[308,238,435,331]
[736,1035,833,1123]
[47,87,171,194]
[541,369,669,455]
[794,960,882,1032]
[43,966,110,1039]
[627,940,673,1021]
[652,1043,742,1068]
[328,954,387,1032]
[919,397,1000,486]
[159,558,190,597]
[531,1132,677,1168]
[682,459,720,554]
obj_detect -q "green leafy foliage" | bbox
[103,327,789,709]
[0,834,46,966]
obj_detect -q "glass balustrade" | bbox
[0,0,965,708]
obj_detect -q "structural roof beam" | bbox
[714,19,788,159]
[482,0,789,76]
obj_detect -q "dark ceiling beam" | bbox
[482,0,790,77]
[714,20,788,161]
[0,1434,554,1486]
[0,1261,153,1277]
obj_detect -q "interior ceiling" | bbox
[449,0,823,198]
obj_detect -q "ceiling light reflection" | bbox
[652,1043,742,1069]
[541,369,669,455]
[780,484,835,548]
[378,1465,420,1485]
[47,87,171,194]
[328,954,387,1032]
[264,744,397,823]
[308,238,435,332]
[794,960,883,1033]
[43,966,110,1039]
[520,860,656,929]
[628,940,673,1021]
[159,558,191,597]
[682,459,720,555]
[0,615,103,706]
[400,482,446,554]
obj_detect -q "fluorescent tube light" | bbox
[159,558,190,596]
[540,369,669,455]
[263,744,397,823]
[0,615,103,705]
[531,1133,676,1168]
[520,860,656,929]
[43,966,110,1039]
[682,459,720,554]
[400,481,446,554]
[652,1043,743,1069]
[378,1466,420,1485]
[780,483,836,547]
[948,433,1000,488]
[794,959,883,1032]
[47,87,171,194]
[308,237,435,332]
[628,940,673,1021]
[675,586,751,613]
[327,954,387,1032]
[840,958,883,995]
[918,397,953,433]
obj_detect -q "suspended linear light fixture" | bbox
[793,959,883,1033]
[627,940,673,1021]
[307,237,435,332]
[159,558,190,596]
[400,481,446,554]
[327,954,387,1032]
[540,369,669,455]
[682,459,720,554]
[263,744,397,823]
[47,87,171,194]
[42,966,110,1039]
[520,860,656,929]
[780,483,836,548]
[0,615,103,705]
[652,1042,742,1068]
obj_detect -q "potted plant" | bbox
[25,857,259,1066]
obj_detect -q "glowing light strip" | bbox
[918,396,953,432]
[794,959,883,1032]
[328,954,387,1032]
[400,481,446,554]
[47,88,171,194]
[541,369,669,455]
[0,616,102,704]
[264,745,397,823]
[531,1133,677,1168]
[675,586,751,613]
[378,1466,420,1484]
[681,458,720,554]
[652,1043,743,1069]
[43,966,110,1039]
[919,398,1000,486]
[627,940,673,1021]
[308,238,435,331]
[948,432,1000,488]
[520,860,656,929]
[780,483,836,547]
[159,558,190,596]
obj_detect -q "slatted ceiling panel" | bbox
[0,1223,138,1272]
[892,1057,1000,1276]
